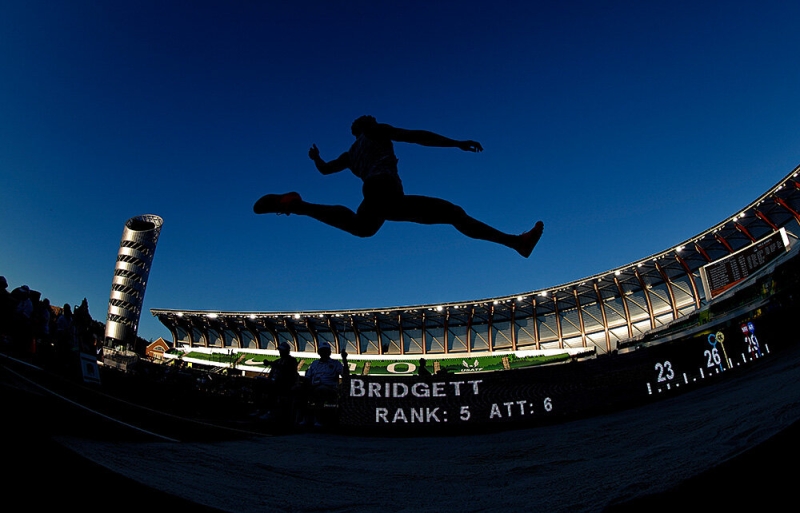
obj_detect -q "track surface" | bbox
[5,339,799,512]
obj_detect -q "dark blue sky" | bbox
[2,1,800,342]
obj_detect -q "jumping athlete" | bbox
[254,116,543,257]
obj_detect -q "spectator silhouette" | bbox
[11,285,33,355]
[262,341,299,425]
[301,341,349,427]
[418,357,432,378]
[55,303,76,367]
[32,297,52,359]
[74,298,93,353]
[0,276,14,345]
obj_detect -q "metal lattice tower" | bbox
[105,214,163,350]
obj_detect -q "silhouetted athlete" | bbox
[254,116,543,257]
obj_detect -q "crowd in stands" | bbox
[1,274,353,430]
[0,275,103,375]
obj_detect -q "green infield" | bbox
[175,350,572,376]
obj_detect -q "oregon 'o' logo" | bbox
[386,362,417,374]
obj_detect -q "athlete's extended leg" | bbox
[254,192,384,237]
[387,195,544,257]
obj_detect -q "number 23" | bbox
[655,361,675,382]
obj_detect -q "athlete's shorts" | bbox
[358,175,404,218]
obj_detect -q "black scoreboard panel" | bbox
[700,228,789,299]
[641,318,766,396]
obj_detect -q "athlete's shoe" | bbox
[253,192,302,215]
[517,220,544,258]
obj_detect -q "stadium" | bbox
[150,164,800,374]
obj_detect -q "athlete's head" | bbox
[351,115,377,137]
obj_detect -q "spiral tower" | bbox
[105,214,163,350]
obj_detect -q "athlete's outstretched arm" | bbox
[374,124,483,153]
[309,144,350,175]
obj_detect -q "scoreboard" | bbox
[700,228,790,299]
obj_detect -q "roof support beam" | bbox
[243,320,262,350]
[466,307,474,353]
[654,262,678,320]
[593,282,611,353]
[373,314,384,355]
[774,197,800,224]
[350,317,362,355]
[613,276,633,340]
[261,321,281,351]
[444,310,450,354]
[634,268,656,330]
[305,318,319,350]
[487,305,494,353]
[755,210,779,231]
[421,311,427,355]
[532,298,541,350]
[553,295,563,349]
[282,319,299,351]
[715,233,734,253]
[675,255,702,309]
[573,288,587,348]
[510,301,517,351]
[694,242,712,262]
[226,323,243,349]
[326,317,340,353]
[397,313,405,355]
[734,222,756,243]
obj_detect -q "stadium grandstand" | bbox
[151,164,800,369]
